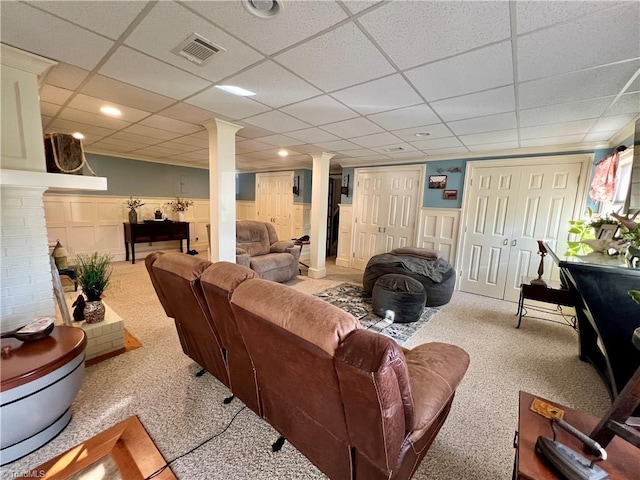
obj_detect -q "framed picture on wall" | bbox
[443,189,458,200]
[428,175,447,189]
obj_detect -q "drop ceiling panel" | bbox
[431,86,515,122]
[0,2,114,70]
[367,104,441,130]
[344,1,383,15]
[56,107,130,130]
[86,142,134,154]
[339,148,380,158]
[459,129,518,146]
[391,123,455,142]
[321,117,384,138]
[606,92,640,116]
[371,143,419,154]
[275,22,395,92]
[467,141,519,152]
[97,137,150,150]
[99,47,211,100]
[447,112,517,135]
[68,94,151,123]
[43,63,89,90]
[47,119,114,138]
[81,75,176,113]
[139,115,203,135]
[234,124,276,140]
[331,75,422,115]
[110,131,166,145]
[123,1,263,83]
[39,85,73,105]
[161,102,215,124]
[515,1,622,34]
[242,111,310,134]
[254,135,303,148]
[186,86,270,119]
[122,124,183,141]
[410,137,463,150]
[521,135,586,148]
[359,1,511,70]
[520,97,612,128]
[406,41,513,101]
[187,1,348,56]
[285,128,340,144]
[350,132,403,148]
[590,114,637,133]
[419,146,469,156]
[316,140,361,151]
[29,0,148,40]
[281,95,358,125]
[235,139,274,152]
[519,61,640,109]
[40,102,61,117]
[517,4,640,81]
[133,145,186,157]
[520,119,596,140]
[584,131,618,142]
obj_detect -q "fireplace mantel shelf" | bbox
[0,169,107,191]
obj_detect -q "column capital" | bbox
[202,118,243,134]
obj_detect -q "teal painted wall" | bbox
[340,167,355,204]
[423,159,466,208]
[294,169,313,204]
[236,173,255,201]
[81,154,209,198]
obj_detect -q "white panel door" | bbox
[353,172,386,270]
[458,166,521,298]
[382,171,421,251]
[255,172,293,241]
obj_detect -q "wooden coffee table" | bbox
[514,391,639,479]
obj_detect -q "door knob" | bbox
[503,239,508,245]
[511,240,517,247]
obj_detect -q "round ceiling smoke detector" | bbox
[242,0,281,18]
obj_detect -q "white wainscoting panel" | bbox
[236,201,256,220]
[336,204,353,268]
[417,208,461,266]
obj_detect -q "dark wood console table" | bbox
[514,391,638,480]
[545,244,640,401]
[123,222,190,264]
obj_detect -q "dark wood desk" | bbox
[123,221,189,264]
[514,391,638,479]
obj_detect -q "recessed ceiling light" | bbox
[215,85,256,96]
[242,0,282,18]
[72,132,85,140]
[414,132,431,137]
[100,106,122,117]
[278,149,288,157]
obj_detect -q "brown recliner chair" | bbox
[199,262,261,415]
[145,252,229,386]
[231,279,360,480]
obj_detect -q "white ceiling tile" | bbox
[371,143,419,154]
[30,0,148,40]
[56,107,130,130]
[139,115,203,135]
[459,129,518,146]
[242,111,310,134]
[289,144,325,155]
[519,61,639,109]
[133,145,186,157]
[518,4,640,81]
[520,97,612,127]
[316,140,362,151]
[447,112,517,135]
[87,142,135,154]
[67,94,151,123]
[359,1,511,70]
[109,131,165,145]
[344,1,383,15]
[39,85,73,105]
[367,104,440,130]
[406,41,513,101]
[281,95,358,125]
[605,91,640,116]
[186,86,270,119]
[590,114,637,133]
[410,137,463,150]
[285,128,340,144]
[321,117,384,138]
[48,119,114,138]
[235,124,276,140]
[391,124,454,142]
[520,119,596,139]
[0,2,114,70]
[42,63,89,90]
[431,86,515,122]
[584,130,618,142]
[187,1,348,56]
[350,132,403,148]
[253,135,303,148]
[99,47,211,100]
[338,148,380,158]
[275,22,395,92]
[40,102,61,117]
[98,137,150,150]
[224,61,320,108]
[521,135,586,148]
[161,103,215,125]
[516,1,626,34]
[420,146,469,156]
[122,124,182,141]
[80,75,175,112]
[467,141,519,152]
[331,75,422,115]
[124,2,263,83]
[236,140,274,152]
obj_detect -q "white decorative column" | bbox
[308,152,334,279]
[203,119,242,263]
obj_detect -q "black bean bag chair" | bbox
[372,274,426,323]
[363,249,455,307]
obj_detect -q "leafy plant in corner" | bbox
[565,207,596,256]
[76,252,112,301]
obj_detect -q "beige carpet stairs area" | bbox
[1,258,611,479]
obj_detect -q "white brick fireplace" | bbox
[0,45,107,332]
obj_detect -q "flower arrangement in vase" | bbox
[167,197,193,222]
[125,196,144,224]
[76,252,112,323]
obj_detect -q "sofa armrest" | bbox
[236,248,251,268]
[270,240,295,253]
[285,245,301,261]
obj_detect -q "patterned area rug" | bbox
[314,283,439,345]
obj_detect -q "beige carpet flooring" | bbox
[1,256,611,480]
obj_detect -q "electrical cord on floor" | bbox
[145,405,247,479]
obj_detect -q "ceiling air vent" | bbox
[384,147,405,152]
[172,34,225,65]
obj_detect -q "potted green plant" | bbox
[76,252,112,323]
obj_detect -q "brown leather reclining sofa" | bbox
[146,252,470,480]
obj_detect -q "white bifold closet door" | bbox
[256,172,293,241]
